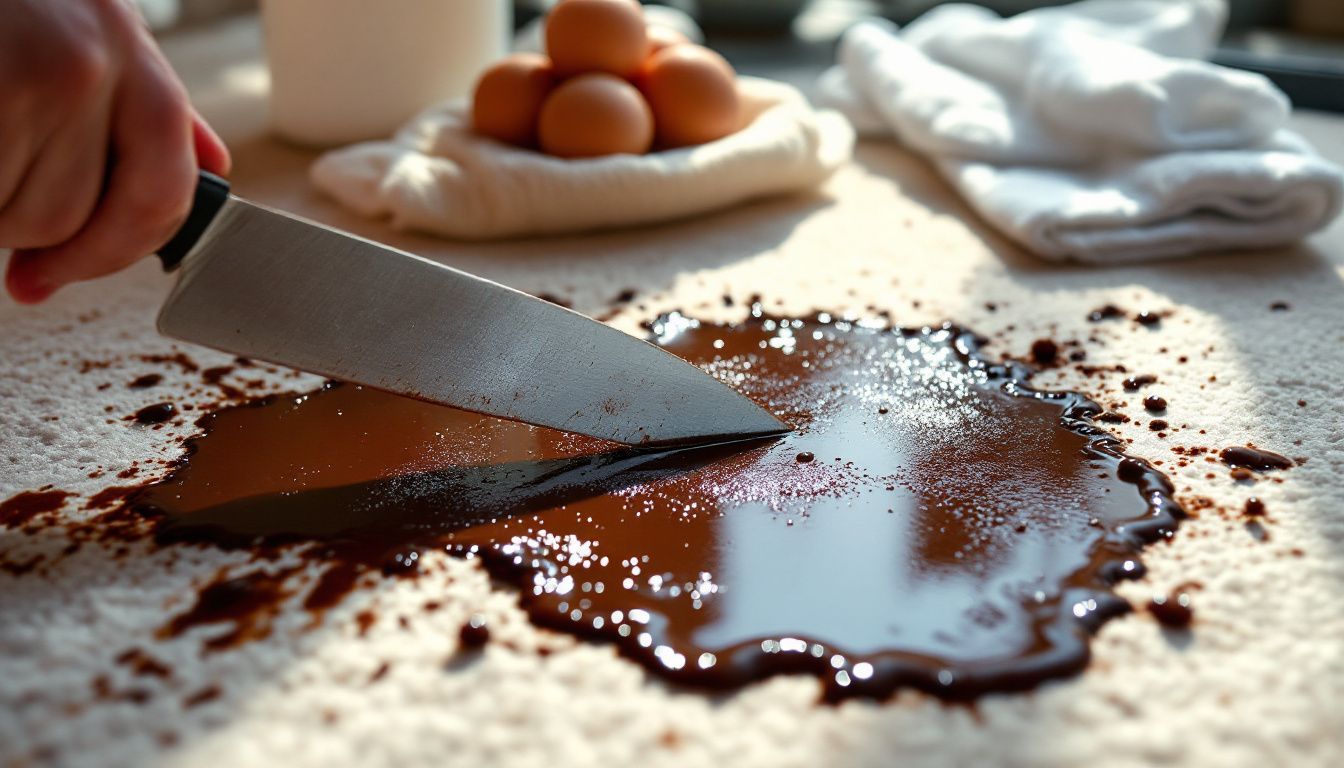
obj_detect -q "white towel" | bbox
[311,77,854,240]
[817,1,1344,263]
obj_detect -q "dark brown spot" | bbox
[1148,591,1193,629]
[137,352,198,373]
[1029,339,1059,365]
[132,402,176,425]
[128,374,163,389]
[459,615,490,648]
[1087,305,1125,322]
[355,610,377,637]
[115,648,173,679]
[0,490,72,528]
[158,569,295,651]
[1220,446,1294,471]
[1122,375,1157,392]
[1116,458,1147,483]
[369,661,391,683]
[184,685,222,708]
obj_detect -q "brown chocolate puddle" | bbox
[130,311,1181,700]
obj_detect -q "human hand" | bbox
[1,0,231,304]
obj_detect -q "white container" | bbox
[261,0,510,147]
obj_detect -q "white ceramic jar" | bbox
[261,0,511,147]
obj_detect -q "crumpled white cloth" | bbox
[817,0,1344,263]
[311,77,854,240]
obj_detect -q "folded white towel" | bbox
[311,77,854,240]
[818,0,1344,263]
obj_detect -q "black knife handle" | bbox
[157,171,231,272]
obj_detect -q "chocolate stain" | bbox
[1220,446,1295,472]
[1147,590,1194,629]
[201,366,246,400]
[0,489,72,528]
[157,569,297,651]
[1087,305,1126,322]
[137,353,198,373]
[132,403,177,425]
[1029,339,1059,366]
[459,615,491,649]
[115,648,173,679]
[128,374,163,390]
[122,312,1182,701]
[1122,375,1157,392]
[183,685,221,708]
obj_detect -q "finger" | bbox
[0,129,50,243]
[192,111,231,176]
[0,99,109,302]
[0,119,43,219]
[5,250,57,304]
[14,50,197,294]
[0,10,97,220]
[0,98,110,250]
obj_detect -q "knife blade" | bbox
[153,173,789,446]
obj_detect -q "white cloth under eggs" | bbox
[311,77,854,240]
[817,0,1344,263]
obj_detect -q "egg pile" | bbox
[472,0,741,158]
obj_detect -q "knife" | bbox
[152,172,788,447]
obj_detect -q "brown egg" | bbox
[471,53,556,147]
[639,44,740,148]
[545,0,649,79]
[646,24,690,54]
[538,73,654,158]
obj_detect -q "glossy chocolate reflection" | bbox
[132,311,1181,700]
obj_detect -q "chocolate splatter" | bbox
[132,403,176,425]
[459,615,491,649]
[0,489,72,528]
[1087,305,1125,322]
[128,374,163,389]
[1147,590,1194,629]
[119,313,1182,701]
[1030,339,1059,365]
[1122,375,1157,392]
[1220,446,1294,471]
